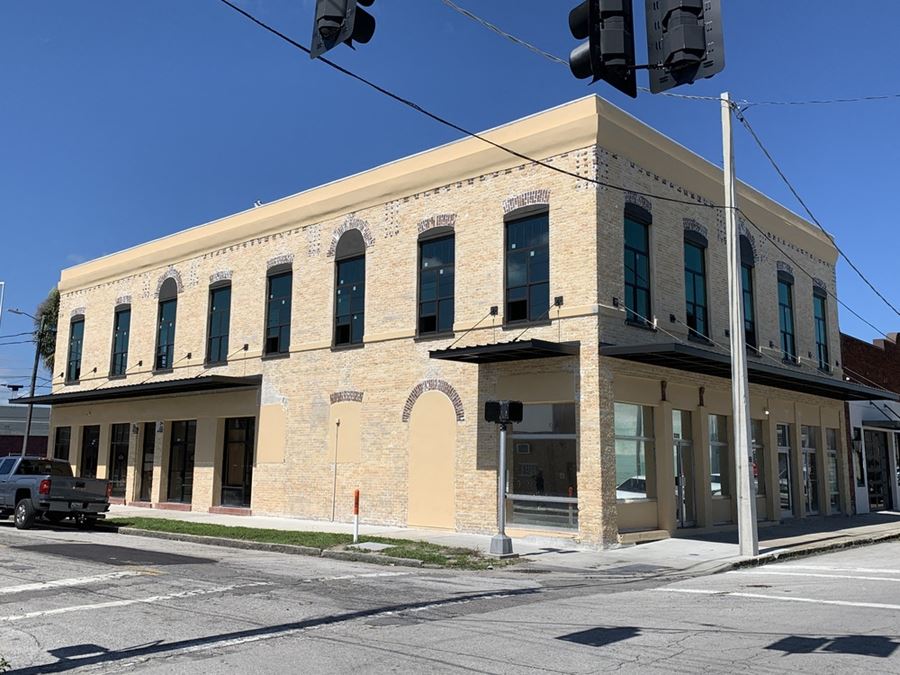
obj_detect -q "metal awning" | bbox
[430,339,580,364]
[600,342,898,402]
[861,420,900,430]
[9,375,263,406]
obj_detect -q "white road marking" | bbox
[0,570,154,596]
[729,570,900,583]
[301,572,410,583]
[0,581,270,623]
[655,587,900,611]
[768,565,900,575]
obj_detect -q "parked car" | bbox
[0,456,111,530]
[616,476,647,500]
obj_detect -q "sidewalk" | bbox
[106,505,900,578]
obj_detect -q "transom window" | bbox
[66,316,84,382]
[418,233,454,335]
[624,206,651,325]
[778,272,796,362]
[683,232,709,339]
[505,211,549,323]
[265,271,292,355]
[110,305,130,376]
[813,288,829,370]
[207,283,231,364]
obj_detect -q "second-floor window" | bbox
[207,283,231,364]
[778,272,796,362]
[813,287,829,370]
[683,232,709,339]
[155,278,178,370]
[418,232,455,335]
[505,211,549,323]
[623,205,651,325]
[740,235,756,349]
[110,305,131,376]
[334,230,366,346]
[265,269,292,355]
[66,316,84,382]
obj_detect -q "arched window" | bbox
[334,230,366,346]
[109,304,131,376]
[418,226,455,335]
[813,286,829,371]
[505,209,549,324]
[624,204,651,326]
[683,230,709,339]
[777,270,796,362]
[155,277,178,370]
[207,280,232,364]
[265,264,292,356]
[739,235,756,349]
[66,314,85,383]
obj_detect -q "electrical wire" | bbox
[0,332,34,340]
[733,107,900,318]
[217,0,719,210]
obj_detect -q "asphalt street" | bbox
[0,521,898,674]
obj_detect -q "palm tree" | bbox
[34,287,59,372]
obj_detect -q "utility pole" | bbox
[16,312,46,457]
[721,92,758,557]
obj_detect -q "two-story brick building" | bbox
[17,96,891,546]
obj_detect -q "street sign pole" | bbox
[721,91,758,557]
[489,422,513,556]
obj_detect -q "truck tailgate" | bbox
[50,477,109,503]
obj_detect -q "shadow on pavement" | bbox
[767,635,899,658]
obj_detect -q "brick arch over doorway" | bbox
[402,379,465,422]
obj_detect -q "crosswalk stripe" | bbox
[655,587,900,611]
[0,570,155,596]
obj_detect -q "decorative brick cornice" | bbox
[209,270,232,284]
[624,192,652,213]
[326,215,375,257]
[682,218,708,240]
[417,213,457,235]
[266,254,293,270]
[813,277,827,291]
[154,268,184,298]
[402,379,465,423]
[115,295,132,306]
[70,307,86,318]
[330,390,364,404]
[776,261,794,276]
[503,189,550,215]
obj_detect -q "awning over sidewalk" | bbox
[600,342,898,402]
[430,338,580,364]
[9,374,263,406]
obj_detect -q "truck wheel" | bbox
[45,513,66,524]
[14,499,36,530]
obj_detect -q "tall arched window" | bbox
[505,209,549,324]
[623,204,651,326]
[334,230,366,346]
[777,270,796,362]
[739,235,756,349]
[418,226,455,335]
[110,303,131,376]
[683,230,709,340]
[265,264,292,356]
[207,281,232,364]
[155,278,178,370]
[66,314,85,383]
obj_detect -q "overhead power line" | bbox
[733,108,900,319]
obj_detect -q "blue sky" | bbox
[1,1,898,393]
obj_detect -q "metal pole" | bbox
[353,488,360,544]
[21,315,45,457]
[331,419,340,521]
[721,92,759,557]
[489,422,513,556]
[0,282,6,331]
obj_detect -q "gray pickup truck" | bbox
[0,456,111,530]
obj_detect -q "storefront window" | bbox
[751,419,766,496]
[508,403,577,529]
[709,415,730,497]
[615,403,655,500]
[826,428,840,512]
[801,425,820,515]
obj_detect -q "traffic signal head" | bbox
[310,0,376,59]
[484,400,524,425]
[645,0,724,93]
[568,0,637,98]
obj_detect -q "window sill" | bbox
[204,360,228,368]
[747,345,763,357]
[616,497,657,504]
[261,352,290,361]
[414,331,455,343]
[781,357,801,367]
[152,368,173,375]
[107,374,126,381]
[817,365,832,375]
[624,318,655,332]
[64,380,80,386]
[687,333,714,346]
[502,319,551,330]
[331,342,365,352]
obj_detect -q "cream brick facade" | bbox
[41,96,862,546]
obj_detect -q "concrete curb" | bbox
[115,527,424,568]
[732,529,900,570]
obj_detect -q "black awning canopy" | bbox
[9,374,263,406]
[600,342,898,402]
[430,339,580,364]
[861,419,900,430]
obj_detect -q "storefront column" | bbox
[654,400,675,533]
[816,412,830,516]
[593,356,618,546]
[124,424,140,504]
[191,418,219,511]
[151,422,168,504]
[838,408,852,515]
[70,425,83,477]
[693,406,712,528]
[96,424,111,480]
[790,404,804,518]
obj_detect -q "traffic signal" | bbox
[568,0,637,98]
[645,0,724,93]
[310,0,376,59]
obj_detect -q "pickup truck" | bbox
[0,456,111,530]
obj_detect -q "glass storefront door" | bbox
[108,423,130,499]
[801,425,819,515]
[864,429,892,511]
[221,417,255,508]
[80,425,100,479]
[167,420,196,503]
[673,410,695,528]
[139,422,155,502]
[507,403,577,529]
[776,424,793,518]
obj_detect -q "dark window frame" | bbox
[264,266,292,356]
[108,422,130,498]
[813,287,829,371]
[53,426,71,461]
[333,230,367,348]
[504,209,550,326]
[206,281,232,365]
[623,204,652,327]
[66,315,85,383]
[417,228,455,337]
[778,271,797,363]
[155,278,178,372]
[109,304,131,377]
[683,231,710,340]
[740,235,757,349]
